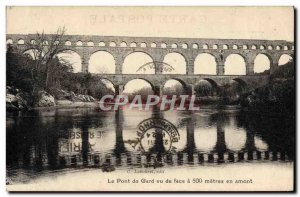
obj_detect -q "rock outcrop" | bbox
[36,90,56,107]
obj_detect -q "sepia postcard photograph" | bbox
[5,6,295,192]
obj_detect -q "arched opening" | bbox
[182,43,188,49]
[23,49,44,60]
[89,51,116,74]
[161,43,167,48]
[65,41,71,46]
[162,79,186,96]
[55,50,82,73]
[202,44,208,49]
[42,40,48,45]
[76,41,83,46]
[192,43,198,49]
[195,79,219,98]
[109,42,116,47]
[123,79,154,102]
[251,45,257,50]
[6,39,13,44]
[254,54,271,74]
[171,43,178,48]
[233,45,238,49]
[87,41,94,46]
[17,39,25,45]
[89,78,115,100]
[140,42,147,48]
[130,42,137,47]
[222,79,249,103]
[213,44,218,49]
[194,53,217,75]
[278,54,293,66]
[163,52,186,74]
[223,45,228,50]
[224,54,246,75]
[30,39,36,45]
[120,41,127,47]
[123,52,154,74]
[268,45,273,50]
[151,43,156,48]
[243,45,248,49]
[99,41,105,47]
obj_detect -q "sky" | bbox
[7,6,294,92]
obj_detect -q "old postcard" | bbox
[6,6,295,192]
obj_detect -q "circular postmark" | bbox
[133,118,180,154]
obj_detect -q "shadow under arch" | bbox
[162,78,189,95]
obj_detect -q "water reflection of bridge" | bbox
[8,108,291,170]
[53,108,290,169]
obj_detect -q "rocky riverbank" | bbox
[6,86,98,112]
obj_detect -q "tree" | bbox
[25,27,68,92]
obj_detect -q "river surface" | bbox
[6,106,294,184]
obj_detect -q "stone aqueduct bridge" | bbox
[7,34,294,95]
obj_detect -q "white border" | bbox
[1,1,298,197]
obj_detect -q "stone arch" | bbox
[130,42,137,47]
[120,41,127,47]
[278,54,294,66]
[109,41,116,47]
[202,44,208,49]
[162,78,188,95]
[224,54,246,75]
[254,53,271,74]
[140,42,147,48]
[6,39,13,44]
[98,78,116,94]
[43,40,48,45]
[212,44,218,49]
[195,78,220,96]
[161,43,167,48]
[243,45,248,49]
[99,41,106,47]
[232,45,238,49]
[251,45,257,50]
[30,39,36,45]
[268,45,273,50]
[259,45,266,50]
[89,50,116,74]
[192,43,199,49]
[87,41,94,46]
[55,49,82,73]
[162,52,187,74]
[123,51,154,74]
[182,43,188,49]
[17,39,25,45]
[232,78,248,88]
[276,45,282,50]
[223,44,229,50]
[194,53,217,75]
[65,40,72,46]
[76,41,83,46]
[171,43,178,48]
[151,42,157,48]
[23,48,44,60]
[123,78,155,99]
